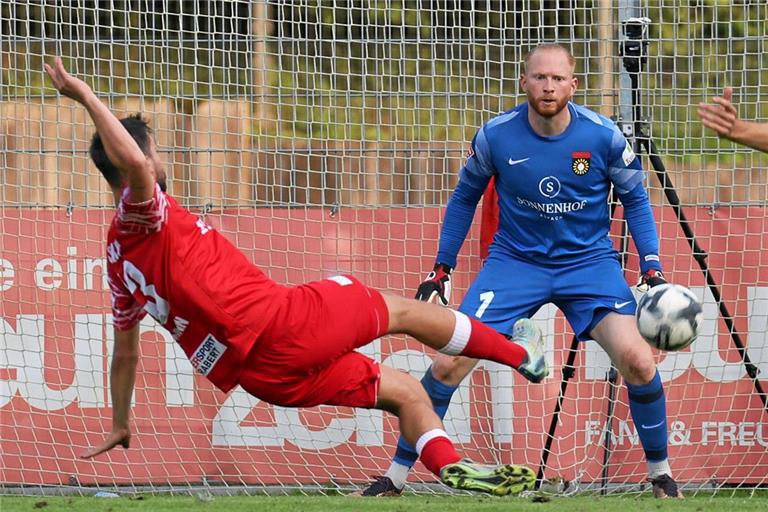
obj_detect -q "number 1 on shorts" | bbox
[475,290,495,318]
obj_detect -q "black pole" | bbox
[598,194,629,494]
[538,16,766,491]
[622,18,766,415]
[640,137,768,414]
[536,334,580,489]
[600,366,620,495]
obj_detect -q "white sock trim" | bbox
[415,428,449,456]
[439,310,471,356]
[648,459,672,479]
[384,462,410,489]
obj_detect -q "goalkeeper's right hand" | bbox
[636,269,667,293]
[415,263,453,305]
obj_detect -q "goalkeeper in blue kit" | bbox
[358,43,682,499]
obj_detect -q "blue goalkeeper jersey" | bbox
[437,101,661,272]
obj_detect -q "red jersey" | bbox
[106,184,288,392]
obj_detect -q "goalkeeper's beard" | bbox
[528,95,570,118]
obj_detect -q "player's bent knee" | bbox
[618,356,657,385]
[377,365,431,413]
[431,353,477,386]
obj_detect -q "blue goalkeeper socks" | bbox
[392,366,459,468]
[626,370,668,463]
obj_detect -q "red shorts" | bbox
[238,275,389,408]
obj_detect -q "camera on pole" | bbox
[620,17,650,74]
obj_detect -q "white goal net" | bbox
[1,0,766,496]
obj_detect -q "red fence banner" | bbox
[1,206,766,486]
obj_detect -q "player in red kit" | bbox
[46,57,548,496]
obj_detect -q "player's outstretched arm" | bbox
[44,57,155,201]
[80,325,139,459]
[420,173,488,305]
[698,87,768,153]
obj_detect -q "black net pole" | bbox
[624,17,765,415]
[535,334,580,489]
[640,137,768,415]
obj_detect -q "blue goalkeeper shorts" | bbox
[458,252,636,340]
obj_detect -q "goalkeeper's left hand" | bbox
[636,269,667,293]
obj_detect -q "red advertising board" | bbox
[1,206,766,487]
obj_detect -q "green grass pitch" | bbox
[2,492,768,512]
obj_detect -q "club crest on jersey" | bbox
[571,151,591,176]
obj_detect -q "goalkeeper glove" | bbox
[415,263,453,305]
[636,269,667,293]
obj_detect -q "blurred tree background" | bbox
[2,0,767,204]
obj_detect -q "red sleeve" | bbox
[116,183,168,234]
[479,177,498,261]
[109,272,146,331]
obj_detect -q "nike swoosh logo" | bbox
[508,157,530,166]
[614,300,632,309]
[640,420,665,429]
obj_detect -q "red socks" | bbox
[439,310,525,368]
[416,429,461,476]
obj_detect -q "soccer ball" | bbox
[635,283,703,351]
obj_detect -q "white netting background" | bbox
[1,0,766,496]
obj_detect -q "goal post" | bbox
[1,0,766,495]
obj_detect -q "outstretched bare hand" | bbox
[697,87,738,138]
[80,427,131,459]
[44,57,93,104]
